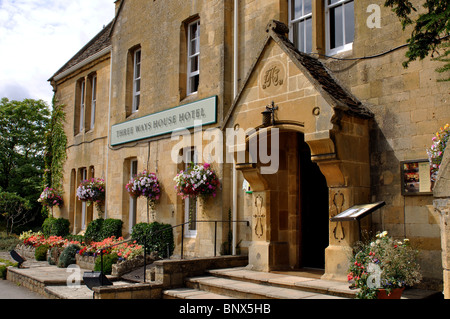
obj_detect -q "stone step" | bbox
[163,287,236,299]
[207,267,355,298]
[183,275,347,299]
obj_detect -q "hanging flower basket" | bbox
[174,163,220,201]
[76,178,106,217]
[427,124,449,182]
[38,187,63,208]
[126,170,161,208]
[126,170,161,222]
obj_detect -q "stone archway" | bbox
[236,115,371,280]
[225,20,373,280]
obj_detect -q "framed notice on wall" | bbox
[401,160,432,195]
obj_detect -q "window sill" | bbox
[326,43,353,58]
[180,92,199,104]
[126,110,140,120]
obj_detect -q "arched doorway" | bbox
[242,129,329,271]
[299,133,329,270]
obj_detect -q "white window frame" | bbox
[184,148,198,238]
[187,20,200,95]
[79,80,85,133]
[288,0,313,53]
[90,74,97,130]
[325,0,354,56]
[132,49,141,113]
[129,159,138,234]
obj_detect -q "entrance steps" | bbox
[163,267,354,299]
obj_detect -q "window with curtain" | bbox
[289,0,313,53]
[326,0,354,55]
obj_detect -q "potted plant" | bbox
[38,187,63,216]
[427,123,449,184]
[174,162,220,202]
[76,178,106,218]
[126,170,160,222]
[347,231,422,299]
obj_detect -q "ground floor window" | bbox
[129,159,138,234]
[184,148,197,237]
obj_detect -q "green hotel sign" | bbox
[111,96,217,146]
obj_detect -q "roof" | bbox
[222,20,373,129]
[49,20,113,81]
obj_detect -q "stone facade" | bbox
[49,0,449,291]
[433,150,450,298]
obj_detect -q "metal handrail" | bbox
[95,219,250,283]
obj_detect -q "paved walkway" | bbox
[0,279,48,299]
[1,251,443,300]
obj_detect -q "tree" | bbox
[384,0,450,80]
[0,192,32,235]
[0,98,51,230]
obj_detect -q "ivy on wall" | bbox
[44,95,67,195]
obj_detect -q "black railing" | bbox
[96,219,249,283]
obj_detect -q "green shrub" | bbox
[57,244,80,268]
[94,253,118,275]
[84,218,104,242]
[35,244,49,261]
[85,218,123,242]
[65,234,85,244]
[42,217,70,237]
[131,222,174,258]
[0,257,17,279]
[0,265,6,279]
[0,231,21,251]
[100,219,123,240]
[47,246,62,265]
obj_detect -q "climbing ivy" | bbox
[43,95,67,199]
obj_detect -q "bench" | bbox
[9,250,26,268]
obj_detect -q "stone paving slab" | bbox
[164,287,235,299]
[187,275,346,299]
[207,267,441,299]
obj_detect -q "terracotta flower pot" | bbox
[377,287,405,299]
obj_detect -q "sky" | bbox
[0,0,116,106]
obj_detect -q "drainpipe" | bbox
[232,0,238,255]
[105,49,113,219]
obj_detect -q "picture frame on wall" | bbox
[401,159,433,196]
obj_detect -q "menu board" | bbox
[330,202,385,222]
[401,160,432,195]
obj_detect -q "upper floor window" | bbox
[86,73,97,131]
[187,20,200,95]
[132,49,141,112]
[289,0,313,53]
[325,0,354,55]
[77,78,86,134]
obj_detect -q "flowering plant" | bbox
[174,163,220,200]
[348,231,422,299]
[76,178,105,204]
[38,187,63,208]
[20,231,81,248]
[427,124,449,182]
[78,236,143,261]
[126,170,160,204]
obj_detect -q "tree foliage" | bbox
[0,98,51,231]
[0,192,32,235]
[384,0,450,80]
